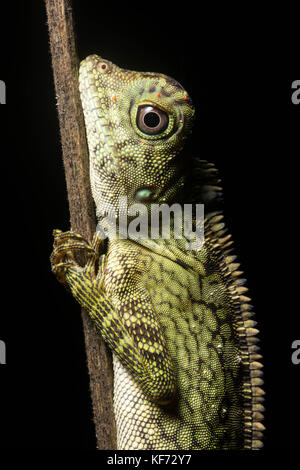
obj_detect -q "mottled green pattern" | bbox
[50,55,264,450]
[133,241,243,449]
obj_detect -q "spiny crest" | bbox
[203,168,264,450]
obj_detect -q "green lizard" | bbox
[50,54,264,450]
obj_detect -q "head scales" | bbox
[79,54,195,221]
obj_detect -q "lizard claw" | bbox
[50,229,101,285]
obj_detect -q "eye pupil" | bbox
[136,105,169,136]
[143,112,160,128]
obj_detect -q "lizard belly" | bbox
[113,354,166,450]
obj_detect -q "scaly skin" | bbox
[50,55,264,450]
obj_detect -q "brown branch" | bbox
[45,0,117,449]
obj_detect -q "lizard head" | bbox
[79,54,195,221]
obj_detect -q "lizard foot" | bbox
[50,229,103,285]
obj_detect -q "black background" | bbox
[0,1,299,452]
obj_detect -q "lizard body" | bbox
[51,55,264,450]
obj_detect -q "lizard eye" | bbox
[97,61,111,74]
[136,105,169,135]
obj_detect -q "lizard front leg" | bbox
[51,231,176,405]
